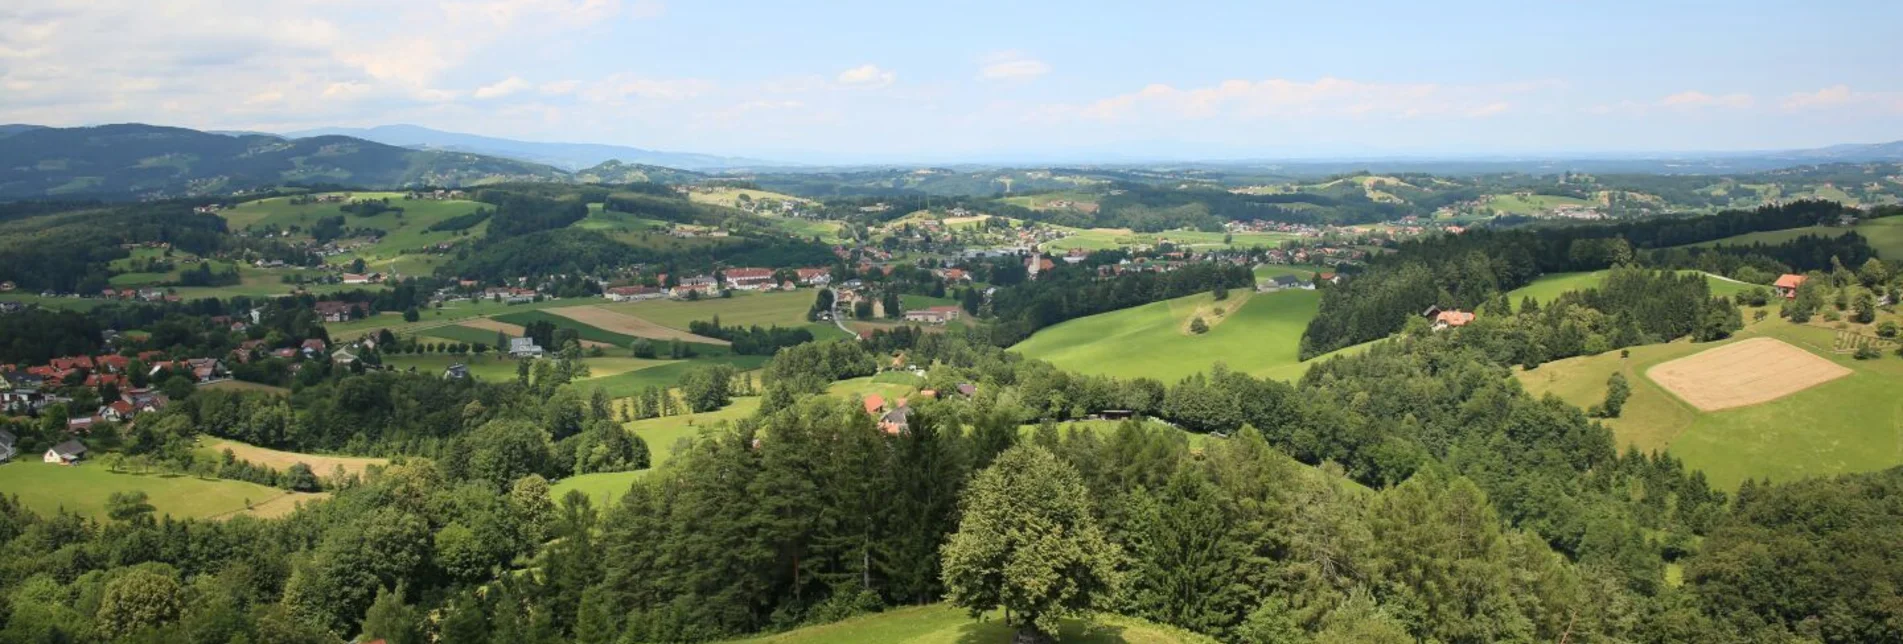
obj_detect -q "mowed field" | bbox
[1647,338,1851,411]
[0,461,321,521]
[599,290,817,330]
[1011,289,1361,384]
[1042,227,1296,252]
[1516,319,1903,491]
[547,305,729,345]
[719,604,1215,644]
[199,438,390,479]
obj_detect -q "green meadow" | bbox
[0,462,304,521]
[1010,289,1353,384]
[550,397,765,506]
[600,290,820,330]
[1517,318,1903,491]
[1042,227,1296,252]
[1669,215,1903,259]
[718,604,1216,644]
[219,192,489,269]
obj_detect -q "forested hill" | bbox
[0,124,569,200]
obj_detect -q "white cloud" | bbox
[1658,90,1754,109]
[1781,85,1855,111]
[580,73,713,103]
[836,64,895,87]
[539,79,580,95]
[474,76,531,99]
[977,52,1050,82]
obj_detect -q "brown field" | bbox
[1647,337,1852,411]
[202,437,390,479]
[546,305,730,345]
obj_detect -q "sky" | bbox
[2,0,1901,163]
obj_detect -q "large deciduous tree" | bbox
[940,444,1121,641]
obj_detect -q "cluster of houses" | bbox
[860,381,980,435]
[601,267,834,302]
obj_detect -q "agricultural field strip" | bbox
[1646,337,1853,411]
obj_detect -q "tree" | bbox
[1212,284,1228,301]
[1597,372,1630,418]
[883,290,903,319]
[402,306,419,322]
[941,445,1122,641]
[1855,290,1877,324]
[105,490,155,523]
[97,568,185,638]
[679,364,735,413]
[1188,316,1209,334]
[285,462,320,492]
[359,584,423,644]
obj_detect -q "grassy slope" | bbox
[1516,316,1903,491]
[0,461,307,521]
[493,309,642,347]
[1668,215,1903,259]
[219,192,488,268]
[1506,270,1756,304]
[1011,289,1340,383]
[199,438,389,479]
[550,397,764,506]
[720,604,1216,644]
[326,296,580,340]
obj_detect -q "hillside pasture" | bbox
[0,461,316,521]
[1516,320,1903,491]
[1042,227,1296,252]
[1647,338,1851,411]
[1011,289,1332,384]
[550,396,766,506]
[491,310,639,348]
[1506,270,1757,305]
[219,192,490,266]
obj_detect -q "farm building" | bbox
[1774,274,1807,299]
[509,337,545,358]
[1433,310,1476,330]
[903,306,964,325]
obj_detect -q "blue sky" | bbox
[2,0,1899,162]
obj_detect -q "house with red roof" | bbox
[1773,274,1807,299]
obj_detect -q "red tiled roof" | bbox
[863,394,885,415]
[1774,274,1806,289]
[1435,310,1476,327]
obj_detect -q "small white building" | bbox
[44,440,85,465]
[509,337,545,358]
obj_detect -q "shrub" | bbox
[1880,321,1899,338]
[1855,345,1882,360]
[1188,317,1209,334]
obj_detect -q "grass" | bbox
[718,604,1215,644]
[1668,216,1903,260]
[1506,270,1757,305]
[899,294,960,311]
[550,397,766,507]
[573,355,770,399]
[0,461,313,521]
[326,296,580,341]
[600,290,820,330]
[383,353,523,380]
[1011,289,1349,384]
[0,293,112,311]
[1516,316,1903,491]
[827,374,923,403]
[200,380,291,395]
[1252,264,1325,283]
[198,438,388,479]
[494,310,643,347]
[1485,193,1591,215]
[418,324,511,346]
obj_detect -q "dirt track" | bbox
[1647,337,1851,411]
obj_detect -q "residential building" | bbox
[313,301,369,323]
[604,285,665,302]
[795,268,833,286]
[724,268,776,290]
[444,364,470,380]
[44,440,86,465]
[1774,274,1807,299]
[0,429,15,462]
[1433,310,1476,330]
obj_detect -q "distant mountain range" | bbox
[282,124,782,172]
[0,123,572,200]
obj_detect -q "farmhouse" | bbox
[509,337,545,358]
[301,339,328,357]
[903,306,963,325]
[1433,310,1476,330]
[444,363,470,380]
[795,268,832,286]
[723,268,776,291]
[44,440,86,465]
[878,404,910,435]
[313,300,369,323]
[604,285,665,302]
[341,272,382,285]
[1774,274,1807,299]
[0,429,15,462]
[1260,274,1309,291]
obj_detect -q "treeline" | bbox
[685,318,814,355]
[1646,231,1877,279]
[425,208,492,232]
[984,262,1255,346]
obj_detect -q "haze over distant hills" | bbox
[282,124,783,172]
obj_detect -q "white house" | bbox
[509,337,545,358]
[44,440,85,465]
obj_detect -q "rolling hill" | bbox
[0,124,568,200]
[1010,288,1363,383]
[285,124,780,171]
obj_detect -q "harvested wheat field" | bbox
[202,438,389,479]
[458,316,616,348]
[547,305,730,345]
[1647,337,1852,411]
